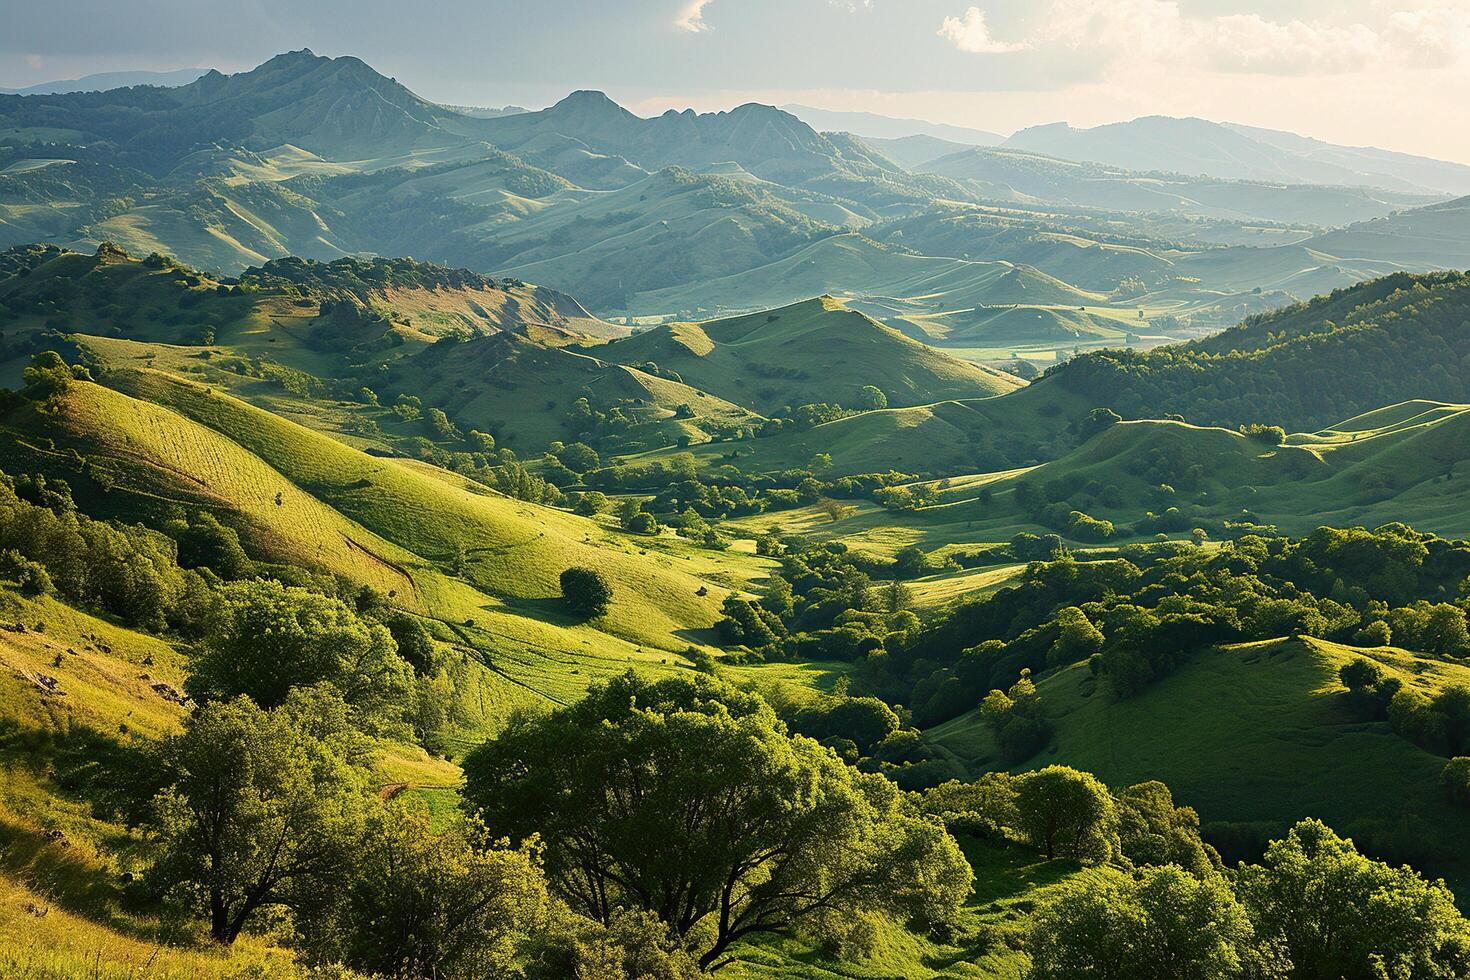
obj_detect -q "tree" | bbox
[1048,606,1104,667]
[1115,781,1219,875]
[170,512,250,579]
[1013,765,1117,861]
[574,490,610,517]
[981,669,1051,762]
[892,545,929,580]
[302,802,549,978]
[817,498,856,523]
[560,566,613,618]
[146,692,367,943]
[1027,865,1258,980]
[1236,818,1470,979]
[860,385,888,411]
[461,673,972,970]
[1079,407,1122,440]
[186,580,413,724]
[1443,757,1470,808]
[557,442,601,473]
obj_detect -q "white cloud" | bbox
[937,7,1029,54]
[674,0,713,33]
[940,2,1470,75]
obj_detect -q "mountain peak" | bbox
[550,90,624,112]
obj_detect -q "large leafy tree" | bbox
[302,802,550,978]
[186,579,413,723]
[461,672,972,969]
[146,691,368,943]
[1027,865,1259,980]
[1013,765,1118,862]
[1235,819,1470,979]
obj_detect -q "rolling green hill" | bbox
[1049,270,1470,430]
[600,295,1023,413]
[387,329,760,450]
[928,636,1470,889]
[627,232,1109,317]
[0,372,769,715]
[893,305,1139,347]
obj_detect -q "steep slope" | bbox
[0,244,622,367]
[0,373,740,668]
[479,92,912,190]
[600,296,1023,413]
[0,50,482,174]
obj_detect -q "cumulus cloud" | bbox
[937,7,1029,54]
[939,1,1470,75]
[674,0,713,34]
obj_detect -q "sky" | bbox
[4,0,1470,162]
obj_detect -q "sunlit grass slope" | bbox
[603,295,1023,414]
[0,375,782,721]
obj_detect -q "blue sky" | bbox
[4,0,1468,161]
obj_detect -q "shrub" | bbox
[560,567,613,618]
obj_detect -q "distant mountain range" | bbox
[4,48,1470,331]
[0,67,209,95]
[1005,116,1470,197]
[781,104,1002,146]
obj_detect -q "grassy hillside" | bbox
[601,295,1023,413]
[0,244,621,363]
[835,405,1470,547]
[1049,270,1470,430]
[0,374,775,725]
[388,329,760,450]
[893,305,1140,348]
[928,637,1470,888]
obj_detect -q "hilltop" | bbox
[386,329,760,451]
[600,295,1022,413]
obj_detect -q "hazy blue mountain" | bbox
[0,67,208,95]
[1006,116,1470,196]
[918,145,1438,227]
[781,104,1003,146]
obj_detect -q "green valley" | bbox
[4,30,1470,980]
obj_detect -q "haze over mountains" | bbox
[4,48,1470,342]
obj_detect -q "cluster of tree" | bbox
[877,524,1470,730]
[583,453,911,521]
[716,540,923,664]
[143,687,703,978]
[922,765,1470,979]
[755,401,851,436]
